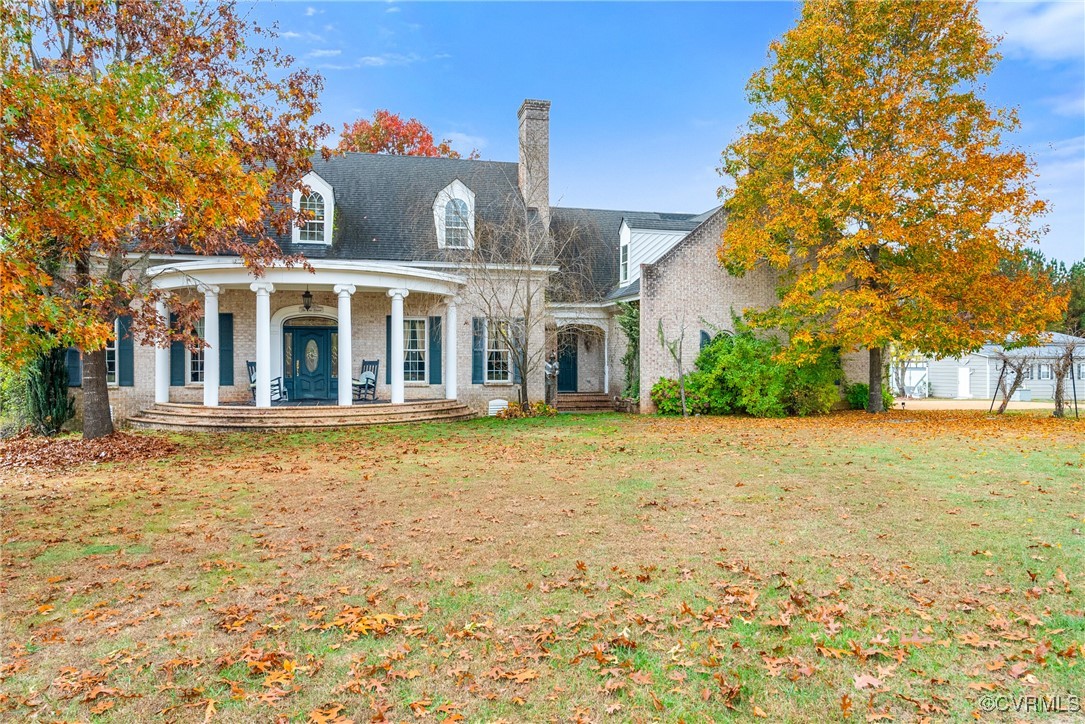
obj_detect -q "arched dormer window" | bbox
[292,172,334,245]
[445,199,469,248]
[299,192,325,242]
[433,179,475,249]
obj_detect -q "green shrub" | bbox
[26,347,74,436]
[0,366,30,434]
[652,327,842,418]
[846,382,895,411]
[649,376,712,416]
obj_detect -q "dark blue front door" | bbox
[290,328,334,400]
[557,331,578,393]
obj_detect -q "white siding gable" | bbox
[620,220,689,287]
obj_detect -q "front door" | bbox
[291,328,333,400]
[557,331,578,393]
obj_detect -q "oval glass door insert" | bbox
[304,339,319,372]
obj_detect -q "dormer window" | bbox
[298,193,325,242]
[445,199,469,248]
[292,172,334,245]
[434,179,475,249]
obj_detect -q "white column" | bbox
[445,298,458,400]
[202,286,220,407]
[603,328,610,394]
[250,282,275,407]
[335,284,356,406]
[154,299,169,404]
[388,288,409,404]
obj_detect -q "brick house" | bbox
[67,99,867,429]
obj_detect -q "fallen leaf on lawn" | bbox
[853,673,882,690]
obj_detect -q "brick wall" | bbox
[638,212,779,413]
[637,212,873,412]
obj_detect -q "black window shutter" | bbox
[117,315,134,386]
[471,318,484,384]
[385,315,392,384]
[219,313,234,386]
[428,316,442,385]
[66,348,82,387]
[169,313,185,386]
[512,317,526,384]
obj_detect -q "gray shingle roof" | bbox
[277,153,525,262]
[249,152,710,302]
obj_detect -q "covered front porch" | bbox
[147,259,466,411]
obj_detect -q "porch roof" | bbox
[147,258,465,297]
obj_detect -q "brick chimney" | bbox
[517,99,550,229]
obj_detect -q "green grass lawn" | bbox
[1,411,1082,722]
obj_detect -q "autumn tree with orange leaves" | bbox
[718,0,1065,413]
[337,110,471,158]
[1,1,329,438]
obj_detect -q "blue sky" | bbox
[251,1,1085,263]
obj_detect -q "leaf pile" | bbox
[0,430,180,471]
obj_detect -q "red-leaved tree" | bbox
[338,110,474,158]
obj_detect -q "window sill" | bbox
[404,381,430,387]
[484,381,514,387]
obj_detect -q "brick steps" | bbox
[128,399,475,432]
[555,392,614,413]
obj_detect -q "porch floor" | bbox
[128,398,475,433]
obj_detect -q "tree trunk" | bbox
[81,348,114,439]
[1050,373,1067,418]
[520,349,529,407]
[997,374,1021,414]
[867,346,884,413]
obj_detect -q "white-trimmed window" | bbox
[1038,364,1051,380]
[434,179,475,249]
[486,320,511,383]
[105,319,119,385]
[1078,362,1085,380]
[404,318,427,383]
[188,318,205,383]
[445,199,469,248]
[291,172,335,246]
[620,241,629,284]
[298,193,325,242]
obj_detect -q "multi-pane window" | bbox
[105,319,119,385]
[1078,362,1085,380]
[445,199,469,248]
[299,192,326,243]
[189,318,205,383]
[403,319,427,382]
[1038,364,1051,380]
[620,243,629,283]
[486,320,511,383]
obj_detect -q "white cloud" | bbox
[358,52,422,67]
[1045,90,1085,117]
[307,49,342,58]
[979,1,1085,62]
[317,52,428,71]
[278,30,323,42]
[386,6,401,13]
[304,6,323,17]
[1032,135,1085,262]
[444,131,488,151]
